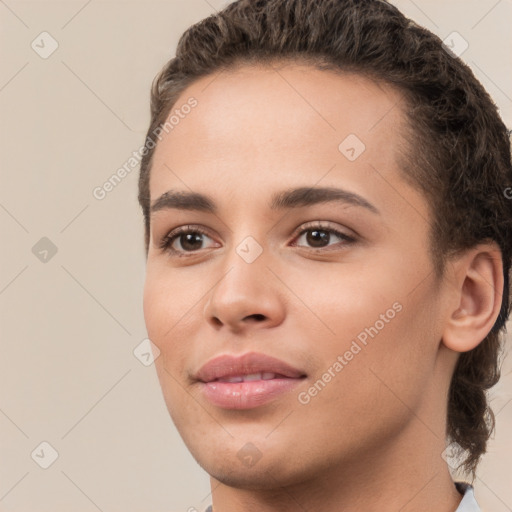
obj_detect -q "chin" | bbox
[190,438,324,491]
[203,460,304,491]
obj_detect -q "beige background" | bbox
[0,1,511,511]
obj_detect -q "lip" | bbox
[195,352,306,382]
[195,352,307,410]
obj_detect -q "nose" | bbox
[202,249,286,333]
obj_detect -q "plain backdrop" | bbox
[0,1,511,511]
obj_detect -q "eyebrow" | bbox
[150,186,380,215]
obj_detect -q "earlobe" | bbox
[442,244,504,353]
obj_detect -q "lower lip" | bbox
[200,378,304,410]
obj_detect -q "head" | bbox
[138,0,512,484]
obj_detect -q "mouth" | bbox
[195,352,307,410]
[210,372,293,383]
[195,351,306,382]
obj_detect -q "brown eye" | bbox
[293,223,355,250]
[176,232,205,251]
[159,226,217,256]
[303,229,331,248]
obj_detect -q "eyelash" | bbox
[158,222,356,258]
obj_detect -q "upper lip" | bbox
[194,352,307,383]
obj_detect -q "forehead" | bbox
[149,62,411,210]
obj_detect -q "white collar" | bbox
[455,481,481,512]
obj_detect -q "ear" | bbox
[442,242,504,353]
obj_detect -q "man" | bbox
[137,1,511,510]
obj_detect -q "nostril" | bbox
[246,314,266,322]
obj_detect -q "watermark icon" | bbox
[31,441,59,469]
[133,338,160,366]
[504,187,512,199]
[298,301,403,405]
[32,237,58,263]
[31,31,59,59]
[236,236,263,263]
[338,133,366,161]
[442,31,469,58]
[441,441,464,470]
[92,97,198,201]
[237,442,263,467]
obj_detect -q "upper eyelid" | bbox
[292,224,356,245]
[164,221,352,240]
[160,222,355,252]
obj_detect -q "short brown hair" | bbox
[138,0,512,480]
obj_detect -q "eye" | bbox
[291,222,355,251]
[158,225,218,257]
[158,222,356,258]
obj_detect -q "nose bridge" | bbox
[215,232,269,304]
[203,229,285,329]
[221,212,270,274]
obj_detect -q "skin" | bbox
[142,61,503,512]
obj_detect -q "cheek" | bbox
[295,308,433,456]
[332,286,439,425]
[288,260,402,346]
[143,263,199,343]
[142,268,193,385]
[297,257,437,402]
[143,270,194,422]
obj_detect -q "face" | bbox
[143,62,454,488]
